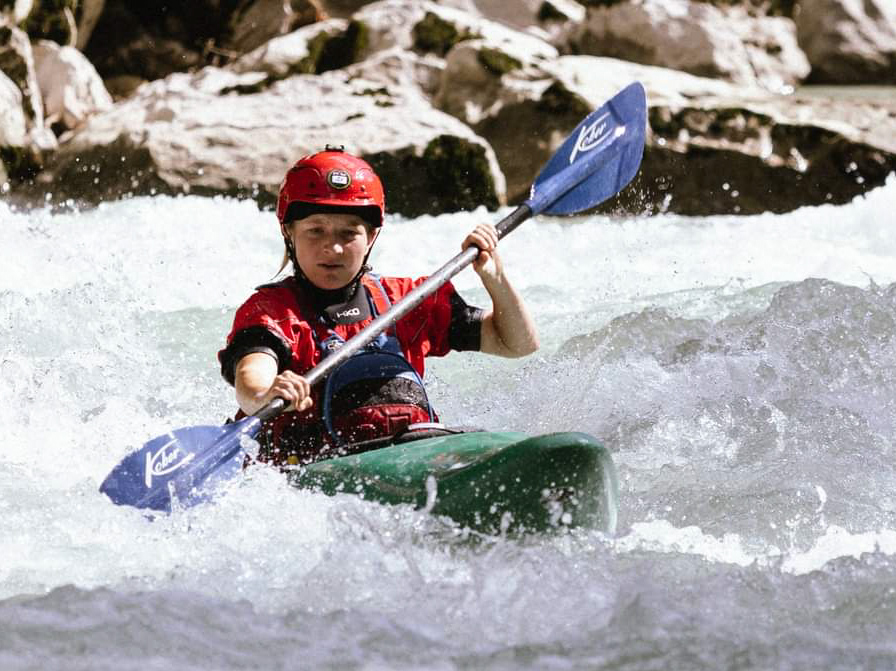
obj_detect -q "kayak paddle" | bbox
[99,81,648,512]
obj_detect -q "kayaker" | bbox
[218,147,538,466]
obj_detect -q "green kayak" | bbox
[288,430,618,536]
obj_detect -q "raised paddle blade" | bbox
[528,81,647,216]
[99,416,260,511]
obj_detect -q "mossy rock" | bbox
[290,20,369,75]
[423,135,499,212]
[477,47,522,77]
[412,11,478,57]
[312,19,368,74]
[536,81,591,119]
[222,21,370,95]
[365,137,499,217]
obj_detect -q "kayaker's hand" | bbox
[266,370,313,413]
[462,223,503,281]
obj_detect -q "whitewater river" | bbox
[3,177,896,669]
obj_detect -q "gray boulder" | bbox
[30,62,506,216]
[32,39,113,132]
[1,0,34,25]
[0,69,27,148]
[224,0,323,54]
[796,0,896,84]
[573,0,810,92]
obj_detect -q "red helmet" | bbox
[277,148,385,227]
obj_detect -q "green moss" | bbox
[423,135,499,212]
[292,20,369,75]
[314,19,369,74]
[412,12,457,56]
[412,11,478,57]
[536,81,591,119]
[477,47,522,77]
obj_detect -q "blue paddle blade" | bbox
[99,416,261,512]
[527,81,647,216]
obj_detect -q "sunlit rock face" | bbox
[796,0,896,84]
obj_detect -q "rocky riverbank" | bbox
[2,0,895,216]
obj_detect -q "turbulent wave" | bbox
[2,177,896,669]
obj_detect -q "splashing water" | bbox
[2,177,896,669]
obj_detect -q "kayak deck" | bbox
[289,431,618,535]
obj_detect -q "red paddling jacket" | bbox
[219,273,483,465]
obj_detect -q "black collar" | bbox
[294,272,371,326]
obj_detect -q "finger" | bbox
[473,249,492,270]
[474,226,497,250]
[464,232,491,253]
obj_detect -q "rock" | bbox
[345,45,444,98]
[458,0,544,30]
[573,0,809,92]
[83,2,206,82]
[232,0,555,86]
[0,19,55,167]
[433,47,896,214]
[317,0,375,18]
[22,0,76,45]
[435,38,553,125]
[32,39,113,132]
[545,56,896,215]
[230,17,358,77]
[30,63,505,215]
[82,0,242,82]
[0,69,27,147]
[1,0,34,25]
[75,0,105,51]
[796,0,896,84]
[7,0,895,217]
[224,0,324,54]
[0,68,50,184]
[0,23,44,123]
[354,0,554,60]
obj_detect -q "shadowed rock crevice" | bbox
[366,135,499,217]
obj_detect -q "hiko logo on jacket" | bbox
[336,307,361,320]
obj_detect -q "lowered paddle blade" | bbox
[99,416,261,511]
[528,82,647,216]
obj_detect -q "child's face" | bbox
[288,212,376,289]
